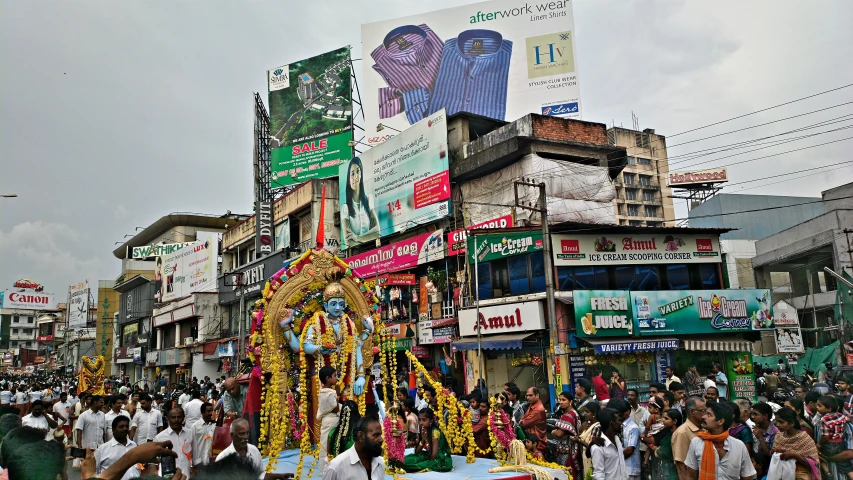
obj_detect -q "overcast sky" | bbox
[2,0,852,299]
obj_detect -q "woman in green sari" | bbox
[648,408,681,480]
[328,400,360,457]
[404,408,453,472]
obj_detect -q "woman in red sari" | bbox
[551,391,582,478]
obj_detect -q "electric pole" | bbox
[513,178,561,397]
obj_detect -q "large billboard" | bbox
[339,109,450,250]
[68,280,89,330]
[553,233,721,266]
[268,46,353,188]
[154,235,219,303]
[361,0,581,146]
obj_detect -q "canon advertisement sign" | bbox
[3,290,57,310]
[667,168,728,187]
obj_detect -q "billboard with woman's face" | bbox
[339,109,450,250]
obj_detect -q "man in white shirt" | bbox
[53,391,72,438]
[214,418,292,479]
[177,387,190,407]
[183,390,204,428]
[684,401,756,479]
[590,408,627,480]
[0,386,12,406]
[130,393,163,444]
[76,394,107,449]
[22,400,59,434]
[155,407,194,477]
[192,402,216,468]
[15,387,29,415]
[28,387,43,403]
[323,416,386,480]
[95,415,139,480]
[105,395,131,441]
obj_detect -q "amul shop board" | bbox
[454,301,549,405]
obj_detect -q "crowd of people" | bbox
[0,372,289,479]
[5,362,853,480]
[524,366,853,480]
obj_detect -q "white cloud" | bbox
[0,222,107,296]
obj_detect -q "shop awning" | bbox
[683,338,752,352]
[452,333,534,351]
[581,338,679,354]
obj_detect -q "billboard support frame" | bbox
[349,59,367,155]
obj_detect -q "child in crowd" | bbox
[469,395,481,424]
[404,397,419,448]
[525,437,544,461]
[641,396,666,469]
[816,395,853,478]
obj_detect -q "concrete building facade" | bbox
[606,127,675,227]
[752,182,853,349]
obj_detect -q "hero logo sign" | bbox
[255,201,273,257]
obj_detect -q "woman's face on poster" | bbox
[349,163,361,190]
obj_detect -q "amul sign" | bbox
[668,168,728,187]
[458,301,546,337]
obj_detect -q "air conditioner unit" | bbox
[183,337,194,346]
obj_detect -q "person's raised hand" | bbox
[80,448,96,480]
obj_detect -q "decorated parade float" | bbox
[244,193,570,480]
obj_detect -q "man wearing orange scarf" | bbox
[684,401,756,480]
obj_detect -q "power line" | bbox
[667,102,853,148]
[669,83,853,137]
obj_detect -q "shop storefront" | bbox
[115,276,156,384]
[455,300,550,407]
[151,293,218,383]
[573,288,770,402]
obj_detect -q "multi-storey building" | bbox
[607,127,676,226]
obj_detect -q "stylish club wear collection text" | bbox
[371,27,513,123]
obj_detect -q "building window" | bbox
[629,220,643,226]
[508,256,530,295]
[12,329,18,335]
[27,317,34,323]
[646,206,659,218]
[558,266,608,290]
[637,157,651,165]
[623,173,635,185]
[638,175,652,186]
[476,262,492,300]
[643,190,656,202]
[625,189,638,200]
[666,265,690,289]
[616,266,661,290]
[698,264,721,289]
[626,156,636,165]
[23,329,32,335]
[627,205,640,217]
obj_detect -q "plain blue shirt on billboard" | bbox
[403,29,513,122]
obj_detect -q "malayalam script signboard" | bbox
[268,46,353,188]
[361,0,581,146]
[68,280,89,330]
[725,351,757,402]
[343,230,445,277]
